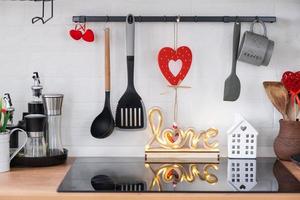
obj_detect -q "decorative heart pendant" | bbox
[158,46,192,86]
[69,29,82,40]
[82,29,95,42]
[163,128,182,145]
[166,131,179,143]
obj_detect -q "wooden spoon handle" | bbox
[287,99,296,121]
[105,28,110,91]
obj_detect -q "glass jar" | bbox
[24,132,47,157]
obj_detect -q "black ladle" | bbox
[90,28,115,138]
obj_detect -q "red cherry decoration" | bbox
[69,29,82,41]
[82,29,95,42]
[158,46,192,86]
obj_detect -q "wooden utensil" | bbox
[287,98,296,121]
[286,92,300,121]
[223,21,241,101]
[115,14,145,129]
[90,28,115,138]
[263,81,289,120]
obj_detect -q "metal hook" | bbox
[104,15,109,29]
[194,16,198,22]
[137,16,142,22]
[174,15,180,50]
[32,0,54,24]
[164,16,167,22]
[81,16,87,23]
[176,15,180,23]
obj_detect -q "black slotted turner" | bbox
[115,14,145,129]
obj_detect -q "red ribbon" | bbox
[290,89,300,108]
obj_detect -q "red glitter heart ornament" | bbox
[69,23,85,41]
[82,29,95,42]
[281,71,300,93]
[69,29,82,40]
[158,46,192,86]
[281,71,300,105]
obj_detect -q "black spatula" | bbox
[223,21,241,101]
[115,14,145,129]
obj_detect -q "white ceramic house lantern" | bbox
[227,159,257,191]
[227,114,258,158]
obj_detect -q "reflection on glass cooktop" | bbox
[57,157,300,193]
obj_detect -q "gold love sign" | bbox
[145,107,219,150]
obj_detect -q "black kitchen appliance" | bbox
[58,157,300,193]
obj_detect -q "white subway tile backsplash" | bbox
[0,0,297,157]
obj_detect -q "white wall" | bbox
[0,0,299,157]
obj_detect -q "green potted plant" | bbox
[0,97,27,172]
[0,98,10,133]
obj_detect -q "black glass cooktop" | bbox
[58,157,300,193]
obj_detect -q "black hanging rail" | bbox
[72,16,276,23]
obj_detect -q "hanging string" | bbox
[173,16,179,50]
[173,16,180,125]
[174,87,178,123]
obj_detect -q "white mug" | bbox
[0,128,28,172]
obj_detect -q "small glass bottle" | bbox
[28,72,44,114]
[43,94,64,156]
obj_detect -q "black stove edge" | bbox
[57,157,300,193]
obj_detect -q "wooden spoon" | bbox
[263,81,289,120]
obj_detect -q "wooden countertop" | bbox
[0,158,299,200]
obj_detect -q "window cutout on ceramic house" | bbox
[227,114,258,158]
